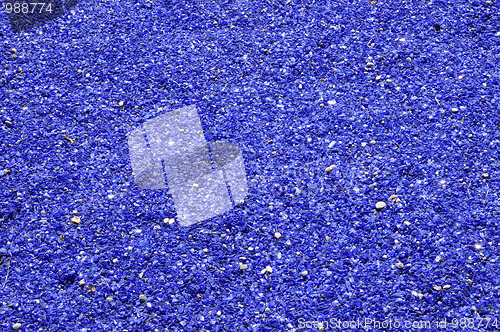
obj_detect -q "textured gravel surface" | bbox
[0,0,499,331]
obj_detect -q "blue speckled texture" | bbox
[0,0,499,331]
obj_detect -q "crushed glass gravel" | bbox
[0,0,498,330]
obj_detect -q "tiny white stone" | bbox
[366,62,374,67]
[85,73,90,77]
[106,296,113,302]
[327,100,336,105]
[375,201,386,209]
[274,232,281,239]
[370,140,376,145]
[12,323,21,330]
[248,247,254,251]
[192,183,199,188]
[266,266,273,273]
[240,263,248,270]
[325,164,336,172]
[404,221,411,226]
[452,107,459,113]
[203,248,208,253]
[376,75,382,80]
[265,307,270,312]
[118,101,124,106]
[301,270,308,276]
[71,216,81,224]
[216,311,222,316]
[361,142,367,147]
[79,279,85,286]
[107,194,115,199]
[139,294,147,302]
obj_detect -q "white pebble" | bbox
[164,218,175,225]
[79,279,85,286]
[106,296,113,302]
[107,194,115,199]
[301,270,308,276]
[118,101,124,106]
[327,100,336,105]
[261,265,273,274]
[12,323,21,330]
[139,294,147,302]
[216,311,222,316]
[375,201,386,209]
[376,75,382,80]
[452,107,459,113]
[240,264,248,270]
[361,142,367,147]
[325,165,336,173]
[248,247,254,251]
[366,62,375,67]
[274,232,281,239]
[71,216,81,224]
[370,140,376,145]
